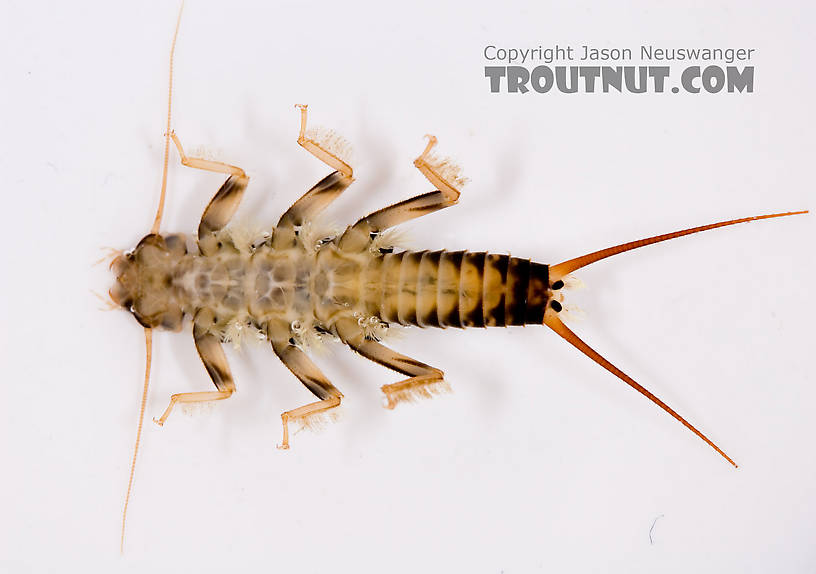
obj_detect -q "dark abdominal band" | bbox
[379,250,550,329]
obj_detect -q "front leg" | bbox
[170,131,247,177]
[197,175,249,254]
[168,131,250,254]
[153,310,236,426]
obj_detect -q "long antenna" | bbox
[120,328,154,553]
[121,3,184,553]
[150,1,185,235]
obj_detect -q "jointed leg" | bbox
[170,131,246,177]
[335,318,447,409]
[272,171,352,249]
[153,390,232,426]
[153,310,235,426]
[271,106,355,249]
[338,135,464,252]
[413,135,462,201]
[197,175,249,252]
[167,131,250,252]
[268,322,343,449]
[295,104,353,178]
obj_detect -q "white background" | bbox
[1,0,814,572]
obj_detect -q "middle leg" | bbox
[268,321,343,449]
[295,104,353,178]
[272,106,355,249]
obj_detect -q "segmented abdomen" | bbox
[364,250,551,329]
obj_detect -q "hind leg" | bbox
[335,318,447,409]
[338,136,464,251]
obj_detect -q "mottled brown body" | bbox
[111,233,555,346]
[111,115,805,471]
[111,108,807,477]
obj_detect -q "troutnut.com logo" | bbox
[484,45,755,94]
